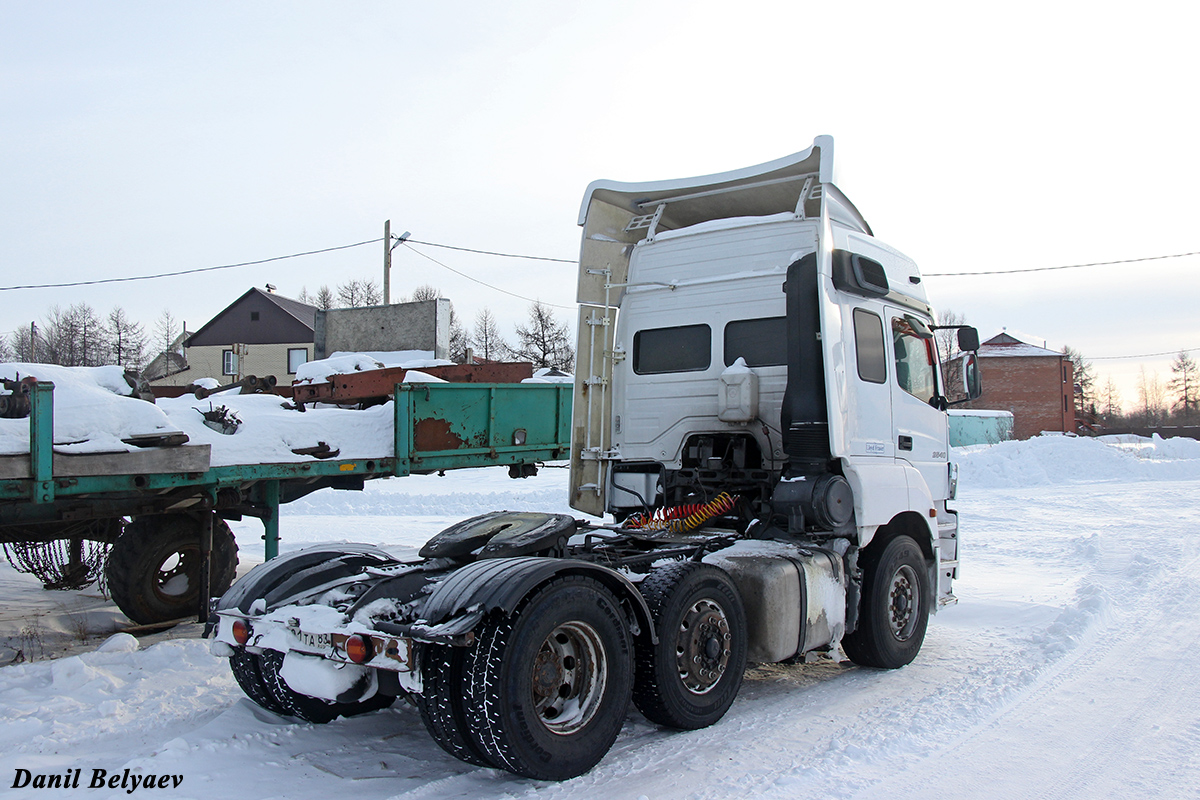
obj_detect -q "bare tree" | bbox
[1061,345,1095,413]
[410,284,441,302]
[41,303,107,367]
[296,286,315,306]
[934,309,967,362]
[107,306,147,370]
[315,285,336,310]
[336,278,381,308]
[1169,350,1199,421]
[512,301,574,371]
[1135,366,1167,426]
[1098,376,1122,424]
[470,307,508,361]
[153,309,181,361]
[0,335,13,362]
[446,303,468,363]
[8,325,36,362]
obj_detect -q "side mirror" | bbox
[942,351,983,404]
[957,326,980,352]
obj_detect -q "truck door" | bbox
[888,312,949,500]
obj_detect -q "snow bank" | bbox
[0,364,176,455]
[955,433,1200,489]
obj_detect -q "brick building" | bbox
[958,333,1074,440]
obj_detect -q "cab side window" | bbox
[853,308,887,383]
[892,317,936,403]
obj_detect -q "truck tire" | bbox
[841,534,929,669]
[461,575,633,780]
[633,561,747,729]
[255,649,394,724]
[105,514,239,625]
[415,645,495,767]
[229,649,289,715]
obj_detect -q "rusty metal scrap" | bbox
[291,362,534,407]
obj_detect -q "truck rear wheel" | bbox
[229,649,289,715]
[633,561,747,729]
[415,644,495,767]
[105,513,238,625]
[254,649,393,723]
[461,575,633,780]
[842,534,929,669]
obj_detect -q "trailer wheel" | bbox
[633,561,747,729]
[415,645,495,767]
[462,575,633,780]
[229,649,289,715]
[254,649,394,724]
[105,514,239,625]
[841,534,929,669]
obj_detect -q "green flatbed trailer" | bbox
[0,380,572,624]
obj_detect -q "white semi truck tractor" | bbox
[210,136,982,780]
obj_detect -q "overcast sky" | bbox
[3,1,1197,410]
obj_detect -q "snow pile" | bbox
[521,367,573,384]
[954,433,1200,489]
[0,364,176,455]
[157,392,396,466]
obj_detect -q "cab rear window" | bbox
[633,324,711,374]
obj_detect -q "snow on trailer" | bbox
[0,357,571,627]
[207,136,988,782]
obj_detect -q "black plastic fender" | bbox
[215,544,396,614]
[411,556,657,645]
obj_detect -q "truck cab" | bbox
[570,135,978,607]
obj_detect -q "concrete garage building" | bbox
[958,332,1075,440]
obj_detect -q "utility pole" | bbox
[383,219,391,305]
[383,221,411,306]
[30,322,37,362]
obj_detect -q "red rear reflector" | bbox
[231,618,251,645]
[345,634,372,664]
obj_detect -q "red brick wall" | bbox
[960,355,1075,439]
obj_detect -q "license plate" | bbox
[295,630,331,651]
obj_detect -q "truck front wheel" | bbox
[633,561,747,729]
[842,534,929,669]
[461,575,633,780]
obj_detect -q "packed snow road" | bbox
[2,436,1198,799]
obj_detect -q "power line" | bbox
[926,249,1200,277]
[1091,346,1200,361]
[0,238,384,291]
[404,238,575,264]
[398,243,575,310]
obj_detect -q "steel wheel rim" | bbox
[153,544,197,601]
[888,564,920,641]
[675,598,732,695]
[530,620,608,735]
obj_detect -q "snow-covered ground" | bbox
[3,435,1200,799]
